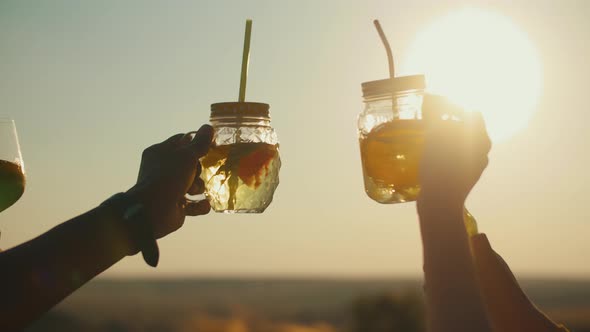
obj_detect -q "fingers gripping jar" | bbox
[200,102,281,213]
[358,75,426,204]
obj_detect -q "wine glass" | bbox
[0,117,26,213]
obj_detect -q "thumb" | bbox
[471,234,566,332]
[180,125,215,158]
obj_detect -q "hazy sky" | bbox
[1,0,589,278]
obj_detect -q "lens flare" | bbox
[403,8,542,141]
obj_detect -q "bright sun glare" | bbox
[403,8,542,141]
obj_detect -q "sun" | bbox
[402,8,542,142]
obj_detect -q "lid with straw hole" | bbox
[210,102,270,118]
[362,75,426,98]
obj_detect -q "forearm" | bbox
[471,234,570,332]
[0,204,134,330]
[417,194,492,332]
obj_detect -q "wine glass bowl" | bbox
[0,118,26,213]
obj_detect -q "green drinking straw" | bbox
[238,19,253,102]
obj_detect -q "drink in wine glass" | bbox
[0,118,26,213]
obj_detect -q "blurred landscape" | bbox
[26,278,590,332]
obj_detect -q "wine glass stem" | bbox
[463,207,478,237]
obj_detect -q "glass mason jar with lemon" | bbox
[200,102,280,213]
[357,20,477,236]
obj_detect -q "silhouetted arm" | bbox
[0,125,214,331]
[417,194,492,332]
[0,204,136,330]
[418,96,492,332]
[471,233,570,332]
[417,96,568,332]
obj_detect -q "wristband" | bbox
[101,192,159,267]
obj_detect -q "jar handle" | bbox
[182,131,208,204]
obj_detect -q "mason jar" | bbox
[200,102,280,213]
[357,75,426,204]
[357,76,479,236]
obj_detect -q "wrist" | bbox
[98,198,141,256]
[100,193,159,267]
[125,183,152,208]
[417,189,465,217]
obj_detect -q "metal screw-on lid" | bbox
[361,75,426,98]
[210,102,270,118]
